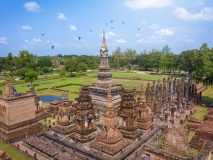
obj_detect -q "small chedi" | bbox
[0,84,41,143]
[70,86,96,143]
[162,124,189,156]
[91,86,128,156]
[136,81,153,131]
[118,88,142,139]
[52,93,75,135]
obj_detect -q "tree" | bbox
[149,50,163,74]
[5,53,17,78]
[59,69,66,80]
[18,50,36,69]
[42,66,49,75]
[64,58,77,73]
[111,54,120,71]
[16,67,29,79]
[77,62,88,72]
[25,69,37,83]
[126,63,132,71]
[37,56,52,68]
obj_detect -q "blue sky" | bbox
[0,0,213,57]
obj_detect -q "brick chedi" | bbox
[91,86,128,156]
[52,100,73,135]
[136,81,153,131]
[0,84,41,143]
[70,86,96,143]
[89,30,122,119]
[162,124,189,156]
[118,88,142,139]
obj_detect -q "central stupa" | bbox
[89,30,122,120]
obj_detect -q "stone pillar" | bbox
[164,114,168,127]
[146,83,151,107]
[6,84,14,96]
[153,101,157,124]
[160,99,165,120]
[170,106,175,126]
[176,104,180,118]
[181,101,185,113]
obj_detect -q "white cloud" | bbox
[149,24,159,30]
[33,38,42,43]
[0,37,8,44]
[123,0,172,10]
[69,25,77,31]
[173,7,213,21]
[136,33,141,37]
[22,25,32,30]
[23,2,40,12]
[137,38,145,43]
[155,29,174,36]
[100,31,117,39]
[141,20,147,24]
[116,39,126,43]
[58,13,67,20]
[137,36,166,43]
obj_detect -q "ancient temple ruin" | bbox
[118,88,142,139]
[89,30,122,118]
[0,84,41,143]
[70,86,97,143]
[90,86,128,156]
[136,81,153,131]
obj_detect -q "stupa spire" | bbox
[139,80,146,106]
[100,29,108,52]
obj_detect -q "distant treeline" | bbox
[0,43,212,84]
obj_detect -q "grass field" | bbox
[0,141,30,160]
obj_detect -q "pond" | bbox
[40,95,61,103]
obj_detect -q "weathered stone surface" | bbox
[70,86,96,143]
[91,87,128,156]
[118,89,142,139]
[162,124,189,156]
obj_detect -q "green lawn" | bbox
[202,87,213,104]
[192,110,208,120]
[0,141,30,160]
[86,70,170,81]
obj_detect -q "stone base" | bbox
[0,120,41,143]
[89,85,122,111]
[138,121,153,131]
[70,129,96,143]
[52,125,74,135]
[90,139,128,156]
[119,127,142,139]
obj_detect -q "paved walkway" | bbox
[13,141,49,160]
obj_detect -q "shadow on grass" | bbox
[202,96,213,105]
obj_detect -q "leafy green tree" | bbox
[149,50,163,74]
[16,68,29,79]
[42,66,49,75]
[18,50,36,69]
[25,69,37,83]
[160,52,175,73]
[89,63,99,69]
[37,56,52,68]
[59,69,66,80]
[111,54,120,71]
[77,62,88,72]
[5,53,17,78]
[64,58,77,73]
[126,63,132,71]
